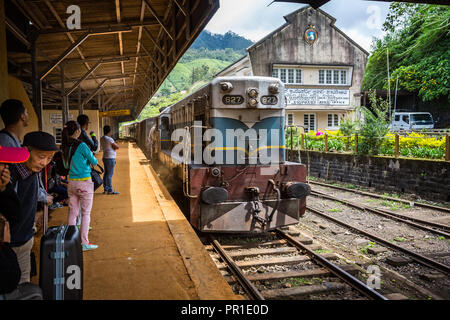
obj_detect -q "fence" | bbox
[285,128,450,162]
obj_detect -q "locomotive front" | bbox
[187,76,310,233]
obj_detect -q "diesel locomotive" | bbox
[121,76,310,233]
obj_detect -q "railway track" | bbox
[305,205,450,275]
[308,180,450,214]
[310,190,450,238]
[206,231,388,300]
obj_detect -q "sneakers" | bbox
[82,243,98,251]
[107,191,119,195]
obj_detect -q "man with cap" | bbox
[6,131,59,284]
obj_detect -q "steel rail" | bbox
[306,206,450,275]
[308,180,450,214]
[276,229,387,300]
[310,190,450,238]
[209,235,265,300]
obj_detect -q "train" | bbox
[121,76,310,233]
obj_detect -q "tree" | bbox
[357,91,390,156]
[363,4,450,102]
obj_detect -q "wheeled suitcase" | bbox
[39,225,83,300]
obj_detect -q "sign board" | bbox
[99,109,131,118]
[286,88,350,106]
[50,113,73,124]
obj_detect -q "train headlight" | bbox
[247,88,259,98]
[201,187,228,204]
[220,82,233,92]
[248,98,258,108]
[284,182,311,199]
[268,83,279,94]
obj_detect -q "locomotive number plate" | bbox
[261,95,278,105]
[222,95,244,105]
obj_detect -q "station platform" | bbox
[32,142,240,300]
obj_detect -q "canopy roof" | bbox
[6,0,219,121]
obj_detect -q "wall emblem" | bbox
[304,25,318,45]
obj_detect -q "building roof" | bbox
[248,5,369,56]
[6,0,219,121]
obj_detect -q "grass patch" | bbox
[360,241,376,254]
[346,184,357,189]
[393,237,406,242]
[328,208,341,213]
[314,249,330,254]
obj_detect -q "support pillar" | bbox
[0,0,8,105]
[31,39,43,130]
[78,85,83,115]
[61,63,69,125]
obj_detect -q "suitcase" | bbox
[39,225,83,300]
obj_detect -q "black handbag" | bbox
[90,164,104,191]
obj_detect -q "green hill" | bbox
[134,30,254,121]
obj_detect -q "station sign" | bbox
[286,88,350,106]
[99,109,131,117]
[50,113,73,124]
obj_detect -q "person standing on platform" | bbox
[75,114,98,227]
[61,121,98,251]
[77,114,98,153]
[6,132,58,283]
[100,125,119,195]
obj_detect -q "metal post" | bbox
[0,0,8,104]
[31,39,43,130]
[446,134,450,162]
[324,133,328,153]
[301,133,305,150]
[394,134,399,159]
[61,63,69,125]
[98,95,103,135]
[78,85,83,115]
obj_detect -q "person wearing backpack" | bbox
[61,121,98,251]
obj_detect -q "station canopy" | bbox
[6,0,219,121]
[272,0,447,9]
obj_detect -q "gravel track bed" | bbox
[311,184,450,224]
[308,195,450,255]
[296,212,450,299]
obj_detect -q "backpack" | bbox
[54,140,81,176]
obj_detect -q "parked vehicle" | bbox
[390,112,434,131]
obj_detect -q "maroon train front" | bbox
[121,76,310,233]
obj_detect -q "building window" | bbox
[287,114,294,126]
[319,69,348,85]
[319,70,324,84]
[327,114,340,128]
[272,68,279,78]
[340,70,347,84]
[54,127,63,144]
[280,69,286,83]
[288,69,295,84]
[304,114,316,132]
[296,69,302,84]
[272,67,302,84]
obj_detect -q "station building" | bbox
[216,6,369,133]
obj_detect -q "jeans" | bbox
[102,158,116,192]
[68,180,94,245]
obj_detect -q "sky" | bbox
[204,0,393,53]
